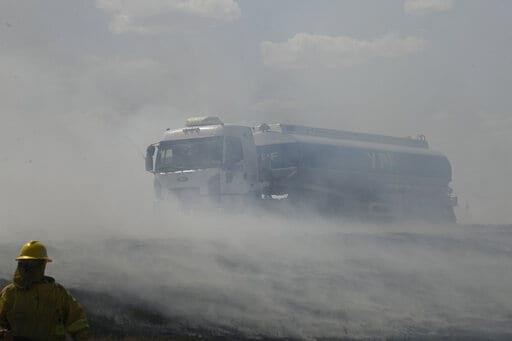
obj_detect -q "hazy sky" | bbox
[0,0,511,223]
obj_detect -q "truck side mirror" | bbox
[145,145,156,172]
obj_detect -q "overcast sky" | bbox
[0,0,511,223]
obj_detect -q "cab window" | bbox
[225,136,243,165]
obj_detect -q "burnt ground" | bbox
[2,275,508,341]
[0,276,325,340]
[1,277,509,340]
[1,224,512,340]
[69,281,512,341]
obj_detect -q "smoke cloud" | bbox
[261,33,426,69]
[1,210,512,338]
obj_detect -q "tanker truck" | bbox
[145,116,457,222]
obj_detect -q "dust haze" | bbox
[1,0,511,339]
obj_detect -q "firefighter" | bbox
[0,241,89,340]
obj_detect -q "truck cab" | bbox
[145,117,260,201]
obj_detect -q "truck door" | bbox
[221,135,248,194]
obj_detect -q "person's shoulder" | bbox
[47,279,74,297]
[0,282,16,297]
[46,278,66,290]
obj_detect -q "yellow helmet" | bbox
[15,240,52,262]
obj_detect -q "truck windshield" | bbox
[155,137,223,172]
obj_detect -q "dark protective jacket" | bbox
[0,274,89,340]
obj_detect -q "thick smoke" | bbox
[1,0,511,339]
[1,208,512,338]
